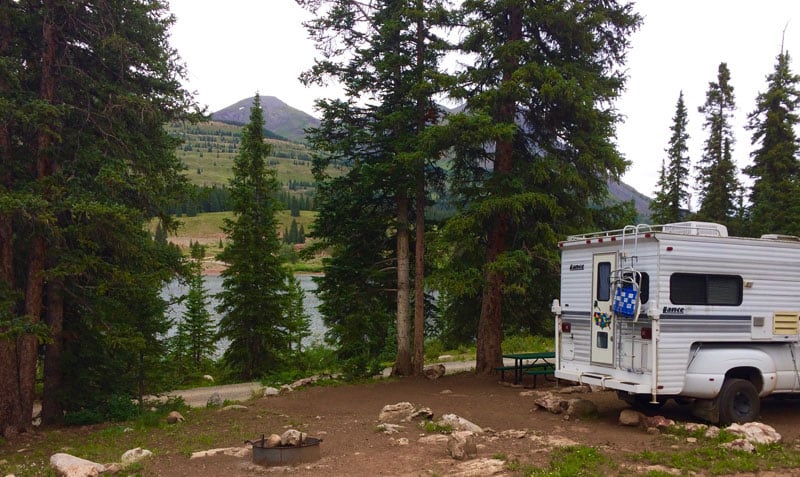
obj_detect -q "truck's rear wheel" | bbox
[718,378,760,424]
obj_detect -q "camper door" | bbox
[591,253,615,365]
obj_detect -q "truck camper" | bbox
[552,222,800,424]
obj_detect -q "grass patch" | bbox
[420,421,452,434]
[530,445,614,477]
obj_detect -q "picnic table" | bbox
[496,351,555,386]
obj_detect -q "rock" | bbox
[423,364,446,380]
[642,415,674,430]
[378,402,416,423]
[396,437,409,446]
[280,429,306,446]
[190,447,250,459]
[202,374,214,382]
[726,422,781,445]
[280,384,293,394]
[377,423,404,434]
[619,409,644,426]
[447,431,478,460]
[120,447,152,465]
[264,434,282,448]
[165,411,185,424]
[50,453,104,477]
[206,392,223,407]
[498,429,527,439]
[439,414,483,434]
[418,434,450,444]
[722,438,756,453]
[533,392,570,414]
[410,407,434,421]
[102,463,121,474]
[438,354,454,360]
[264,387,280,397]
[705,426,720,438]
[291,377,315,388]
[221,405,248,411]
[566,398,598,418]
[447,458,506,477]
[440,389,453,394]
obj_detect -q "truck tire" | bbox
[718,378,760,425]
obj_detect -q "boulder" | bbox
[447,431,478,460]
[50,453,104,477]
[722,439,756,453]
[423,364,446,380]
[418,434,450,444]
[439,414,483,434]
[378,402,416,423]
[120,447,152,466]
[642,415,674,430]
[280,429,306,446]
[533,392,570,414]
[566,398,598,418]
[220,404,248,411]
[619,409,644,426]
[266,434,282,448]
[726,422,781,445]
[263,387,280,397]
[206,392,223,407]
[202,374,214,382]
[410,407,434,421]
[165,411,185,424]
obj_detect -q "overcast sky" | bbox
[168,1,799,203]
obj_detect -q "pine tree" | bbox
[178,261,217,371]
[651,92,691,223]
[441,0,640,373]
[744,49,800,236]
[216,94,291,380]
[285,276,311,354]
[696,63,740,223]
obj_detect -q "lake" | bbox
[162,274,326,357]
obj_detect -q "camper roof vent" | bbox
[661,221,728,237]
[761,234,800,242]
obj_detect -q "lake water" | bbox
[162,274,326,357]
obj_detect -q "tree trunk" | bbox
[475,3,522,375]
[393,189,413,376]
[412,8,426,376]
[42,278,64,425]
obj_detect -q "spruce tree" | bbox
[179,262,217,370]
[441,0,640,373]
[216,94,291,380]
[696,63,740,223]
[651,92,691,223]
[744,49,800,236]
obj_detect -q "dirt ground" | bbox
[137,373,800,477]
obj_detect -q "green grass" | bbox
[529,445,614,477]
[423,334,555,364]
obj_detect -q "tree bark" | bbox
[42,278,64,425]
[393,189,413,376]
[475,3,522,375]
[412,8,426,376]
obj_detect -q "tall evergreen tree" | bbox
[696,62,739,223]
[651,92,691,223]
[440,0,640,373]
[0,0,194,433]
[216,94,291,381]
[179,262,217,370]
[744,49,800,236]
[299,0,449,376]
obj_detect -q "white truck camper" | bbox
[552,222,800,424]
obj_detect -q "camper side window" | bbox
[597,262,611,301]
[669,273,743,306]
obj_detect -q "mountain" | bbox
[608,179,651,220]
[212,96,320,143]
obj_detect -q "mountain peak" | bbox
[211,96,320,143]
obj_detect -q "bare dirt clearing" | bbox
[141,373,800,476]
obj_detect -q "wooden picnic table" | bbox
[497,351,555,385]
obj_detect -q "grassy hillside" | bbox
[168,121,335,188]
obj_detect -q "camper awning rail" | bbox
[564,222,728,243]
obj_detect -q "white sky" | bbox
[168,0,799,202]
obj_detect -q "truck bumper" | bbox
[556,369,652,394]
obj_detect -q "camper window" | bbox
[597,262,611,301]
[669,273,743,306]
